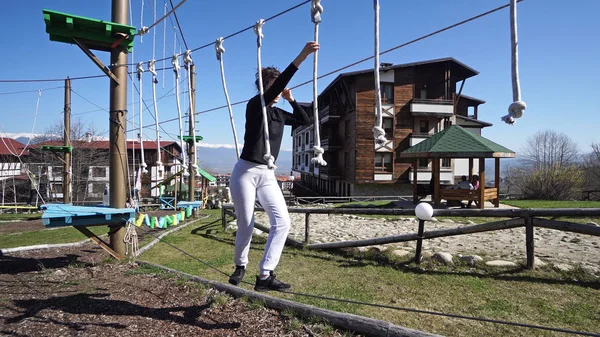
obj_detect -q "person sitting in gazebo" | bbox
[467,175,480,208]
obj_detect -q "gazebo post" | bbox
[412,159,418,204]
[468,158,474,181]
[478,158,486,209]
[495,158,500,207]
[433,157,440,206]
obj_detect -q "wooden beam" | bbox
[72,38,120,84]
[495,158,501,207]
[453,79,466,114]
[468,158,474,181]
[304,213,311,248]
[75,226,125,260]
[412,160,418,204]
[479,158,485,209]
[414,220,425,264]
[525,217,535,269]
[533,218,600,236]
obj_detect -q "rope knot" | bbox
[183,50,193,67]
[171,54,180,74]
[136,62,144,78]
[215,37,225,61]
[263,154,277,170]
[501,100,526,125]
[372,126,388,144]
[311,146,327,166]
[254,19,265,47]
[138,26,149,36]
[311,0,323,23]
[148,60,157,77]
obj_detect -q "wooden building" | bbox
[292,58,503,197]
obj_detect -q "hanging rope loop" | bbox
[136,62,144,78]
[372,0,388,144]
[215,37,225,61]
[254,19,265,47]
[372,126,387,144]
[124,221,139,259]
[171,54,180,74]
[311,0,323,23]
[148,60,158,83]
[184,50,193,67]
[501,0,526,125]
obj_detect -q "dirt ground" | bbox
[0,244,352,337]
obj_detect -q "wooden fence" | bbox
[290,195,411,205]
[222,205,600,269]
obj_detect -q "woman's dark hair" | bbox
[255,66,280,91]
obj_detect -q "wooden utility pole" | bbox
[108,0,128,255]
[63,78,71,204]
[187,64,196,201]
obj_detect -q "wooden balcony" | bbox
[319,166,341,179]
[321,137,341,150]
[319,105,341,124]
[410,98,453,117]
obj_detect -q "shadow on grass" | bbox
[4,292,239,331]
[0,253,91,275]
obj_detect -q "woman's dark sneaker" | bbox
[228,265,245,286]
[254,271,291,292]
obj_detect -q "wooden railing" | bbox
[440,188,498,202]
[222,205,600,269]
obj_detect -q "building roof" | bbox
[321,57,479,94]
[457,94,486,104]
[34,140,181,152]
[399,125,515,158]
[0,138,29,156]
[455,115,493,127]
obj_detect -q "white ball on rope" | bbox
[415,202,434,221]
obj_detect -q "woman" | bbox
[467,175,480,208]
[228,41,318,291]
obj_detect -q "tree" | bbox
[520,130,580,170]
[582,142,600,199]
[517,130,583,200]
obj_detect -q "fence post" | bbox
[525,216,535,269]
[304,213,311,249]
[414,219,426,264]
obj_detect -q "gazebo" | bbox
[399,125,516,208]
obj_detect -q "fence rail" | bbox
[292,195,411,205]
[222,204,600,269]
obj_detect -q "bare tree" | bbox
[582,142,600,199]
[520,130,580,170]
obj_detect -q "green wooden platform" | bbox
[40,145,73,153]
[178,135,204,143]
[43,9,136,52]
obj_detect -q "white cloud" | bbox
[1,132,44,139]
[197,143,243,149]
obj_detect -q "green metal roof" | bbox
[197,168,216,182]
[399,125,516,158]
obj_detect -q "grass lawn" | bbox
[0,226,107,249]
[0,213,42,221]
[140,209,600,337]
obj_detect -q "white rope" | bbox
[162,3,167,88]
[501,0,526,125]
[172,54,190,176]
[152,0,157,59]
[124,221,139,258]
[254,19,276,170]
[215,37,241,160]
[137,0,187,36]
[148,60,163,177]
[136,62,148,174]
[184,50,199,176]
[139,0,146,42]
[372,0,387,145]
[310,0,327,167]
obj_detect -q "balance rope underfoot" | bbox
[136,215,596,337]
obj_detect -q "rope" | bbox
[215,37,241,160]
[372,0,387,145]
[501,0,526,125]
[254,19,276,169]
[138,0,187,36]
[162,3,167,88]
[148,60,163,180]
[124,220,139,258]
[184,50,199,176]
[136,62,148,174]
[310,0,327,167]
[172,54,190,176]
[139,0,145,42]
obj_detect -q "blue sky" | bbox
[1,0,599,164]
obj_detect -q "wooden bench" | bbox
[439,188,499,208]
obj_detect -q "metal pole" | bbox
[414,219,425,264]
[63,78,71,204]
[187,64,196,201]
[109,0,129,256]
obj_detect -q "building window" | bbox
[305,132,309,145]
[381,83,394,104]
[52,183,63,193]
[383,117,393,139]
[92,183,106,194]
[92,167,107,178]
[418,158,429,168]
[344,120,350,139]
[375,153,392,172]
[419,120,429,134]
[441,158,451,168]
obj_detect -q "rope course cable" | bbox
[215,37,240,160]
[147,60,164,180]
[310,0,326,167]
[137,0,187,37]
[139,0,526,131]
[501,0,526,125]
[136,62,149,174]
[253,19,276,169]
